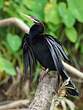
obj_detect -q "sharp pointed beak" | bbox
[21,13,39,23]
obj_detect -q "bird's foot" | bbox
[39,68,49,81]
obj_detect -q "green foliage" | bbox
[67,0,83,22]
[0,55,16,76]
[75,34,83,53]
[58,2,75,28]
[0,0,83,77]
[65,27,77,43]
[0,0,3,9]
[24,0,47,20]
[45,1,61,25]
[6,33,21,53]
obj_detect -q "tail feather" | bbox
[63,70,79,96]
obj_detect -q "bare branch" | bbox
[0,99,30,110]
[62,61,83,79]
[0,17,29,33]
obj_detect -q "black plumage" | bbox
[22,17,79,96]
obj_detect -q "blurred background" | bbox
[0,0,83,109]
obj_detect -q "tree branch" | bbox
[27,74,58,110]
[62,61,83,79]
[0,99,30,110]
[0,17,29,33]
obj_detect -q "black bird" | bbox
[22,16,79,96]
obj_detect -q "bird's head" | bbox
[28,16,44,40]
[29,22,44,39]
[22,14,44,40]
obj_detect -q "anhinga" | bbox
[22,15,79,96]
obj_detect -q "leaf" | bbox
[67,0,83,22]
[65,27,77,43]
[45,2,61,25]
[6,33,21,53]
[24,0,47,20]
[0,0,3,9]
[58,2,75,28]
[0,56,16,76]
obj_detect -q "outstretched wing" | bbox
[45,34,69,62]
[44,35,79,96]
[45,37,67,79]
[22,33,36,80]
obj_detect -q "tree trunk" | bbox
[27,74,58,110]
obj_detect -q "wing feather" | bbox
[45,34,69,61]
[29,46,37,70]
[22,33,36,80]
[45,37,79,96]
[45,38,64,74]
[23,43,30,79]
[28,49,33,80]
